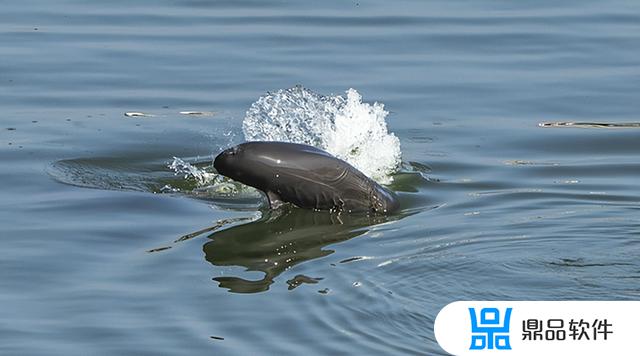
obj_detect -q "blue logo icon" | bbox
[469,307,512,350]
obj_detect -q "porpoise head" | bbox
[214,142,270,191]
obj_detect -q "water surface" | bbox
[1,1,639,355]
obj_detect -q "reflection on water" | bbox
[201,208,402,293]
[51,151,430,294]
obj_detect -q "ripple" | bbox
[539,121,640,128]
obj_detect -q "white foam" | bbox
[242,86,401,184]
[168,157,216,186]
[168,157,260,197]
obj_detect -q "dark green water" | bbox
[1,1,639,355]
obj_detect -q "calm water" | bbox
[2,1,640,355]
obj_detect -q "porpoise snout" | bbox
[214,146,239,173]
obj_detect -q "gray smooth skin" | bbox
[214,141,400,214]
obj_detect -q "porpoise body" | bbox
[213,142,399,214]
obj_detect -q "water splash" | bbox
[167,157,245,197]
[243,86,402,184]
[168,157,216,186]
